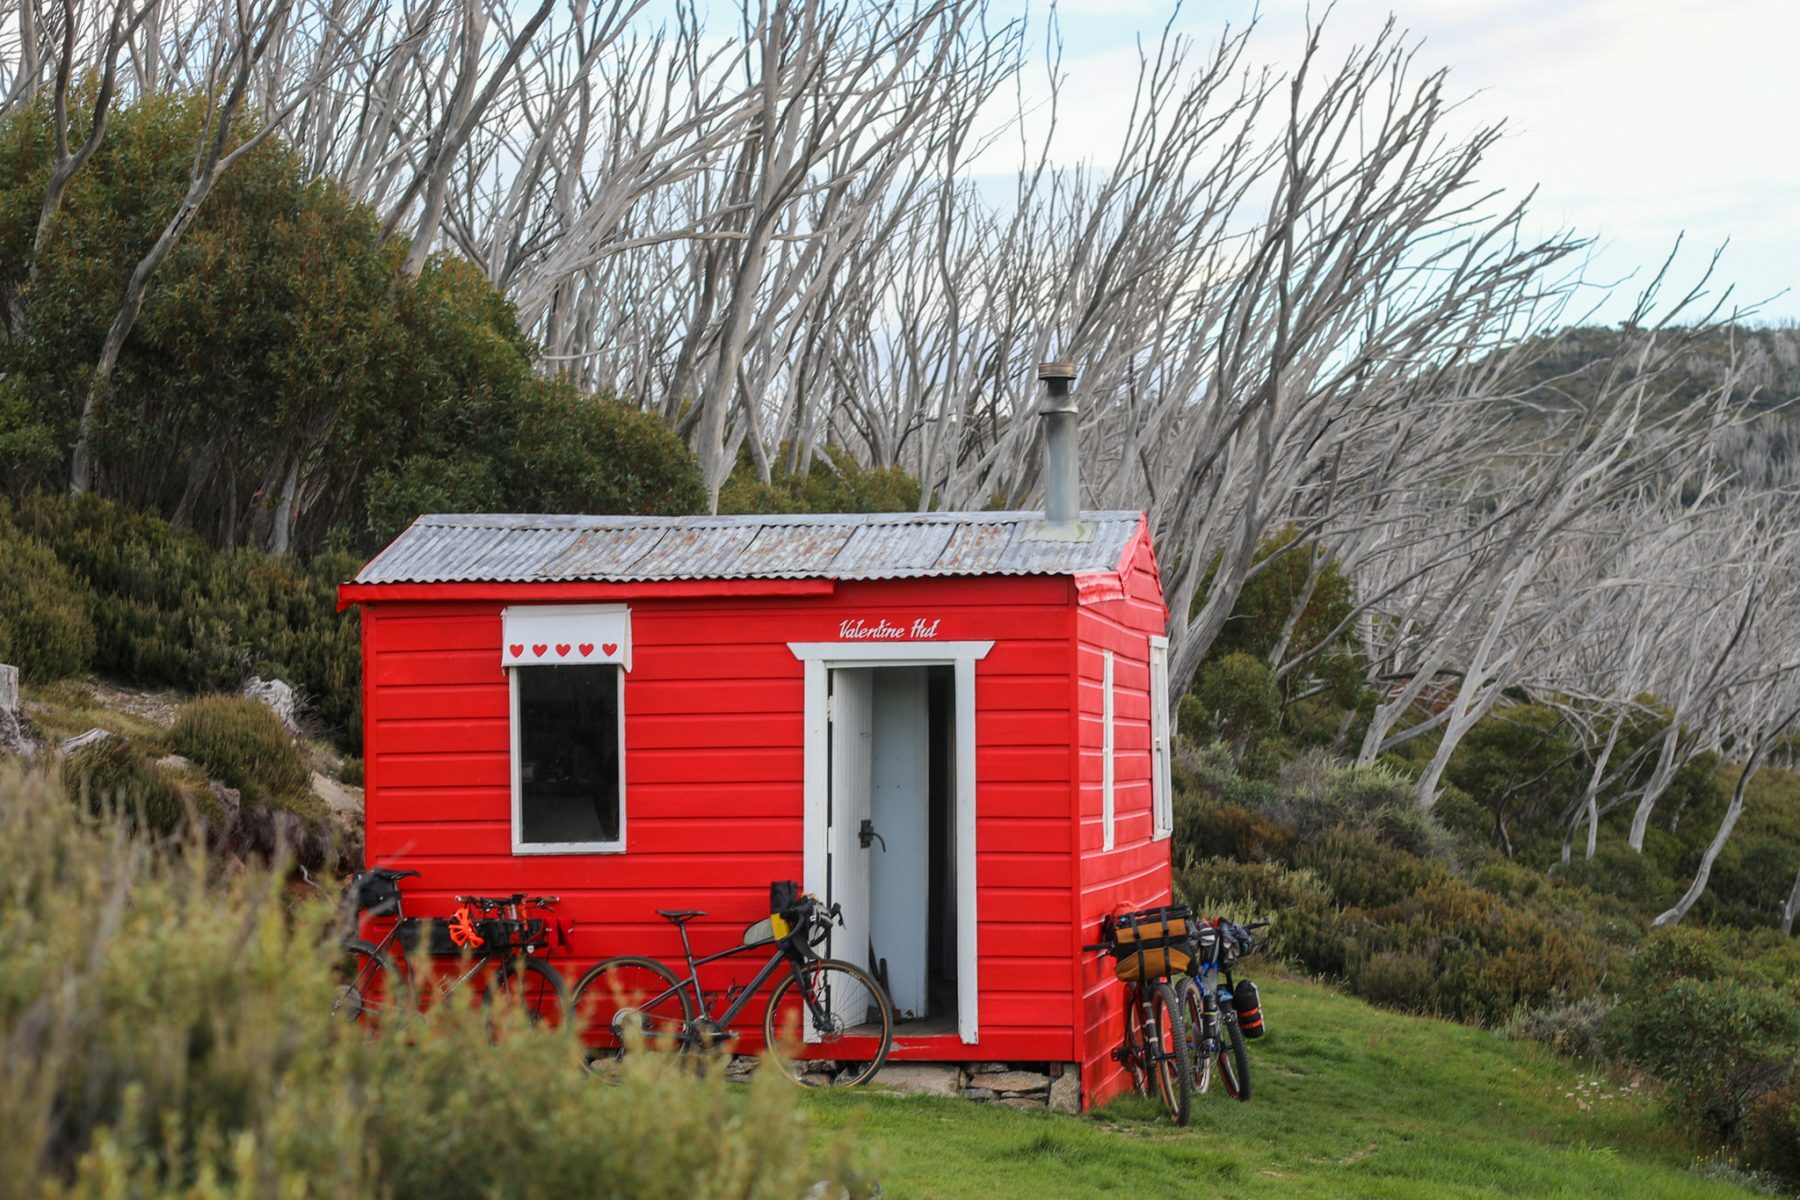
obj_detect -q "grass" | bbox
[800,976,1758,1199]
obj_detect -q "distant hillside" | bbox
[1508,324,1800,413]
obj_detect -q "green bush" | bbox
[1741,1081,1800,1186]
[719,444,919,515]
[1350,950,1434,1011]
[0,765,863,1199]
[171,695,309,805]
[1186,652,1283,771]
[1606,928,1800,1139]
[511,381,706,517]
[60,737,220,836]
[6,494,363,747]
[0,519,94,680]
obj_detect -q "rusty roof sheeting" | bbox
[353,510,1144,585]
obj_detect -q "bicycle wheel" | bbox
[1148,981,1193,1125]
[762,957,893,1087]
[1217,1005,1253,1102]
[1121,985,1152,1096]
[332,939,411,1028]
[572,956,695,1060]
[481,955,569,1033]
[1173,976,1213,1095]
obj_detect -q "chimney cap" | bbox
[1037,360,1076,382]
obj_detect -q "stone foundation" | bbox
[728,1056,1080,1113]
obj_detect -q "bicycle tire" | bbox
[572,955,695,1060]
[333,939,411,1028]
[762,957,893,1087]
[1149,980,1193,1125]
[481,955,569,1033]
[1217,1005,1252,1102]
[1173,976,1213,1094]
[1122,984,1153,1096]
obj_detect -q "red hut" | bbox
[340,496,1172,1109]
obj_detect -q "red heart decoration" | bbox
[555,643,572,657]
[532,644,549,657]
[578,643,594,657]
[602,642,619,657]
[508,644,524,658]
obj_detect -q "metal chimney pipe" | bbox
[1038,360,1079,525]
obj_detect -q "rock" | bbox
[310,770,364,821]
[0,664,17,712]
[0,706,34,758]
[875,1064,962,1097]
[59,727,114,756]
[209,781,242,829]
[800,1072,836,1089]
[961,1088,996,1101]
[1048,1071,1081,1114]
[156,753,198,773]
[240,677,300,733]
[967,1070,1050,1094]
[975,1061,1011,1075]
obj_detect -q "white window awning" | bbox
[501,604,631,670]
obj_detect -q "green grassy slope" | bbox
[802,978,1756,1199]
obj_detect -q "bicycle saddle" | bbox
[656,909,705,923]
[370,867,420,881]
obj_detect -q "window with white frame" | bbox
[1149,635,1173,840]
[1102,649,1116,852]
[502,605,630,854]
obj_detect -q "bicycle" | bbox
[1173,917,1269,1103]
[1085,906,1195,1124]
[572,887,895,1087]
[333,867,570,1030]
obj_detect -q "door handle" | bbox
[859,819,886,852]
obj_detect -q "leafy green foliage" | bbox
[3,493,362,746]
[1606,928,1800,1140]
[1741,1081,1800,1186]
[172,695,308,805]
[0,766,861,1199]
[0,95,705,555]
[720,445,920,514]
[0,514,94,680]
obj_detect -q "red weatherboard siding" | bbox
[1072,523,1173,1108]
[359,575,1083,1062]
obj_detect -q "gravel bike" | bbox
[1174,917,1269,1103]
[1086,907,1195,1124]
[572,888,894,1087]
[334,868,569,1029]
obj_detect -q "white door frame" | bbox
[789,640,993,1045]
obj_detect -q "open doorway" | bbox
[827,664,958,1031]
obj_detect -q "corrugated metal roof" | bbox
[354,511,1144,585]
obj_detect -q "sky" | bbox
[999,0,1799,326]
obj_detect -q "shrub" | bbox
[60,738,220,836]
[1298,829,1443,910]
[1351,951,1434,1011]
[7,494,363,748]
[1187,652,1283,770]
[510,381,706,517]
[1741,1081,1800,1186]
[0,519,94,680]
[171,695,309,805]
[1606,928,1800,1138]
[1501,995,1616,1063]
[0,765,862,1198]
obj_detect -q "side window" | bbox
[1102,648,1116,852]
[503,605,630,854]
[1149,635,1172,841]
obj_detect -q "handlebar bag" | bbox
[1109,905,1193,982]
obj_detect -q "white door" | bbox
[869,668,930,1018]
[827,668,874,998]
